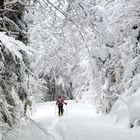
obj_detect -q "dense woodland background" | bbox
[0,0,140,136]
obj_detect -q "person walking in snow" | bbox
[56,96,67,116]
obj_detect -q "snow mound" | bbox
[128,89,140,126]
[110,99,129,127]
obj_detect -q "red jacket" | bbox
[56,97,67,107]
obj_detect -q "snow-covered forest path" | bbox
[32,101,140,140]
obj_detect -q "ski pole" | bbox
[55,104,57,116]
[66,104,68,114]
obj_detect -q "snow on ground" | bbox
[4,100,140,140]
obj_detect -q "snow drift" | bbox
[128,89,140,127]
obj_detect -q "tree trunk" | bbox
[0,0,4,29]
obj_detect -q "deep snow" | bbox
[4,100,140,140]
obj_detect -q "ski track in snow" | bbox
[31,100,140,140]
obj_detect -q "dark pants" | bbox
[58,106,64,116]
